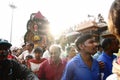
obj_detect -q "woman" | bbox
[106,0,120,80]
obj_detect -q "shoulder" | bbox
[18,50,28,57]
[10,59,19,65]
[40,59,48,66]
[93,58,99,63]
[41,58,47,61]
[28,59,36,63]
[29,58,47,63]
[106,74,117,80]
[65,56,79,69]
[22,50,28,54]
[97,53,106,61]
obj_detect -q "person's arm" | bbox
[61,62,74,80]
[18,51,24,60]
[11,60,39,80]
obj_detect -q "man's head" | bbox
[101,38,119,54]
[25,42,34,50]
[49,44,61,61]
[34,47,43,59]
[108,0,120,40]
[75,34,98,55]
[0,39,12,61]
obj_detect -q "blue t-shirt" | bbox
[97,52,117,80]
[62,54,100,80]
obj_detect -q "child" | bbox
[27,47,46,75]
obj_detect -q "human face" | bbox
[81,38,98,55]
[0,49,9,61]
[25,43,30,50]
[35,52,42,59]
[111,39,119,53]
[49,47,61,61]
[68,47,76,58]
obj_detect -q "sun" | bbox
[49,22,65,39]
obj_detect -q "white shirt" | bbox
[30,62,41,72]
[42,50,50,59]
[18,50,34,60]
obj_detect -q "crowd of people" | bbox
[1,0,120,80]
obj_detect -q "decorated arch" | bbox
[24,11,54,49]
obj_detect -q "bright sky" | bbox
[0,0,114,47]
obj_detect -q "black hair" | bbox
[101,38,114,51]
[34,47,43,54]
[26,42,34,48]
[75,33,94,51]
[26,55,33,60]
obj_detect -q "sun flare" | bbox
[49,22,65,39]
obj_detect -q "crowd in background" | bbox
[5,33,120,80]
[1,0,120,80]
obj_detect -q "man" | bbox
[62,34,100,80]
[0,39,39,80]
[18,42,34,64]
[27,47,46,75]
[38,44,66,80]
[97,38,119,80]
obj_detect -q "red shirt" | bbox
[38,58,67,80]
[7,54,16,59]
